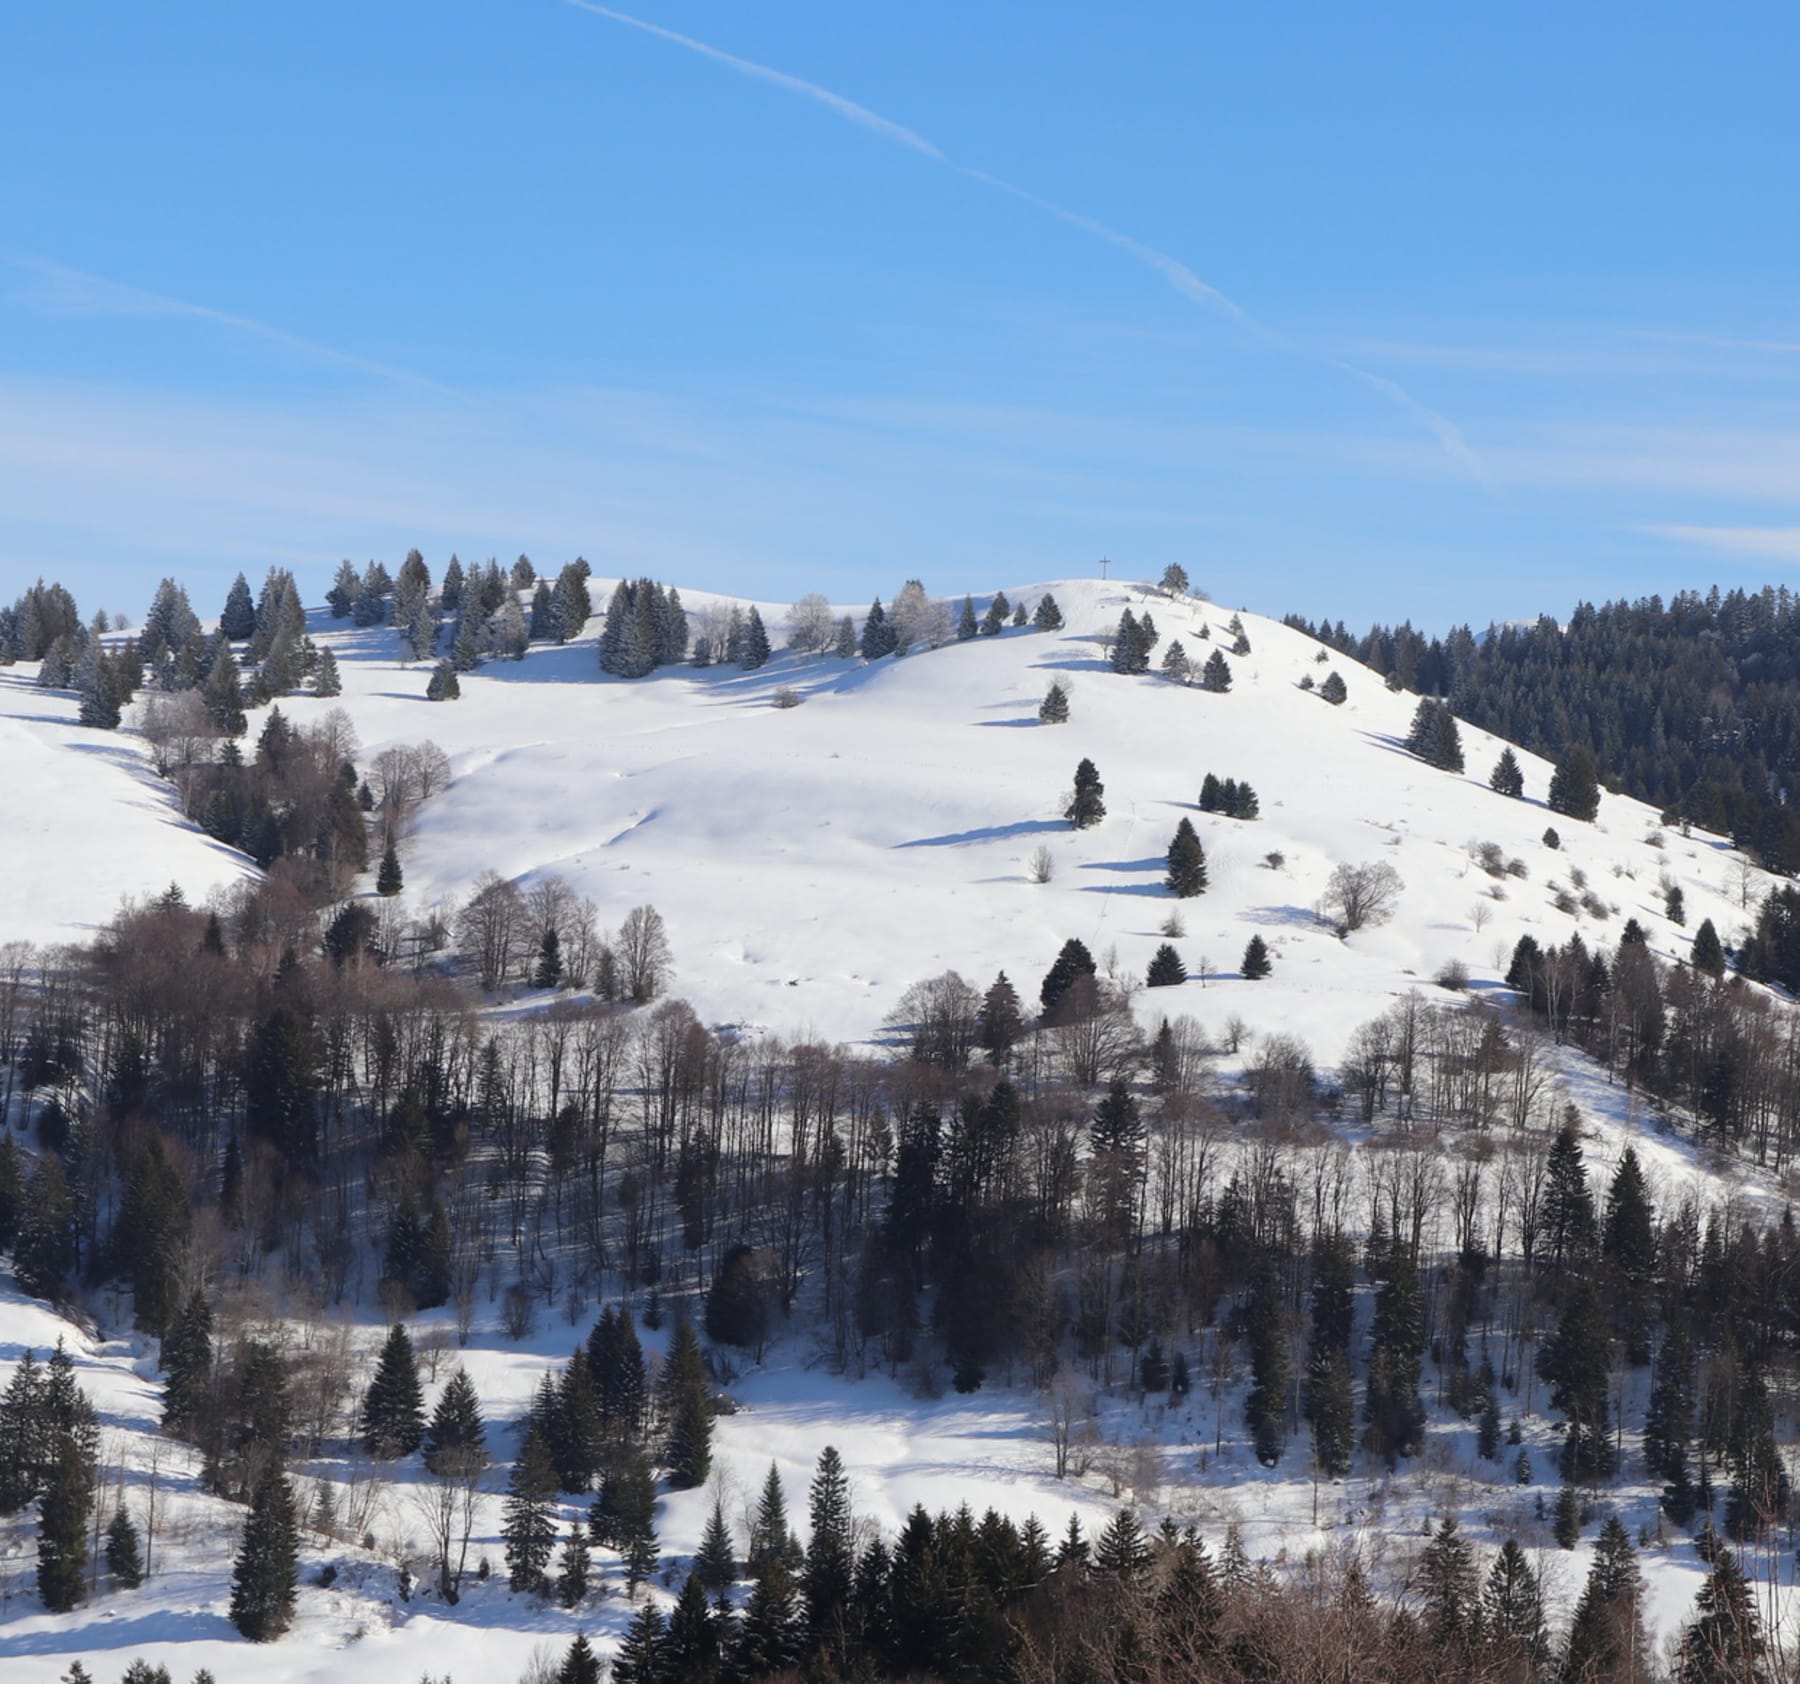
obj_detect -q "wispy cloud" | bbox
[1640,524,1800,562]
[1627,328,1800,356]
[6,256,460,394]
[555,4,1491,480]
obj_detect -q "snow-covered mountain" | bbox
[0,576,1786,1682]
[0,577,1766,1063]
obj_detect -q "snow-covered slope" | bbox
[3,577,1766,1062]
[0,669,253,945]
[0,577,1787,1680]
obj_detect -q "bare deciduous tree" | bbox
[616,903,672,1002]
[458,872,528,988]
[1318,860,1405,935]
[786,592,835,655]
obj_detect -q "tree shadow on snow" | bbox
[1240,902,1320,930]
[4,1607,240,1655]
[897,818,1065,849]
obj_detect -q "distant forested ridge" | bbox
[1286,584,1800,871]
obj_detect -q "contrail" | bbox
[1334,360,1492,488]
[557,2,1488,483]
[560,1,1246,321]
[560,0,944,161]
[7,256,463,396]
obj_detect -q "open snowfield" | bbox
[2,577,1774,1063]
[0,670,253,948]
[0,577,1793,1679]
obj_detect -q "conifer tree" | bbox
[1161,641,1191,683]
[1481,1539,1548,1667]
[1419,1517,1478,1648]
[1540,1278,1614,1482]
[1490,746,1525,797]
[859,598,896,660]
[1602,1146,1658,1364]
[613,1602,667,1684]
[1032,594,1064,631]
[35,1433,92,1613]
[377,835,403,897]
[1544,1117,1598,1271]
[982,591,1010,636]
[425,659,459,700]
[667,1572,722,1675]
[1241,934,1272,979]
[1040,937,1097,1019]
[1692,918,1726,977]
[228,1465,299,1640]
[1547,743,1602,822]
[533,927,563,989]
[556,1519,591,1608]
[1478,1390,1502,1461]
[1553,1481,1582,1549]
[1200,648,1232,692]
[833,614,857,657]
[1666,882,1687,926]
[361,1325,426,1459]
[957,595,978,640]
[160,1286,214,1442]
[221,573,257,640]
[557,1633,603,1684]
[1038,679,1070,723]
[1065,757,1106,829]
[748,1461,800,1574]
[1675,1547,1766,1684]
[0,1133,21,1254]
[1111,610,1149,674]
[737,1555,800,1678]
[1094,1507,1154,1579]
[739,606,771,671]
[202,641,247,735]
[1363,1244,1425,1465]
[451,615,483,672]
[597,1445,660,1593]
[312,646,342,697]
[695,1496,737,1594]
[1561,1517,1649,1681]
[1645,1321,1696,1523]
[803,1445,854,1652]
[976,971,1025,1063]
[425,1368,488,1477]
[552,1351,602,1492]
[1013,596,1029,626]
[1319,669,1347,704]
[502,1428,559,1594]
[1244,1269,1289,1467]
[1146,943,1187,988]
[1165,816,1208,896]
[660,1320,712,1489]
[1308,1346,1355,1478]
[106,1506,145,1588]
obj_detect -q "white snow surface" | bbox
[0,577,1792,1679]
[3,577,1768,1060]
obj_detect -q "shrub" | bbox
[770,688,803,709]
[1436,959,1471,991]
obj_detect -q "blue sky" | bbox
[3,2,1797,628]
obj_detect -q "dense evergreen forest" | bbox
[1285,585,1800,872]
